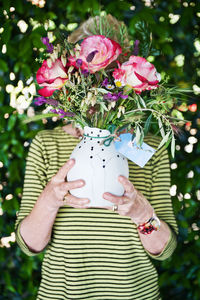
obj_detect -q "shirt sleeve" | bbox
[15,132,47,256]
[146,145,178,261]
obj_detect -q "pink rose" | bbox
[112,56,161,93]
[36,59,68,97]
[68,35,121,73]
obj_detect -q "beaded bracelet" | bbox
[137,212,161,235]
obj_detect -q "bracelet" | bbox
[137,211,160,235]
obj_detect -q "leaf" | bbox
[107,111,115,123]
[139,129,144,146]
[158,131,171,149]
[99,102,108,112]
[171,134,176,158]
[150,47,161,56]
[0,59,8,72]
[135,126,141,145]
[134,21,151,57]
[96,88,109,94]
[158,117,165,138]
[22,113,57,124]
[144,114,152,135]
[7,115,17,131]
[19,36,32,57]
[1,21,12,44]
[138,95,146,108]
[164,138,172,149]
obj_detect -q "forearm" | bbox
[20,197,58,253]
[138,220,171,255]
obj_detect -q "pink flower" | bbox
[112,56,161,93]
[36,59,68,97]
[68,35,121,73]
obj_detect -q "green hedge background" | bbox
[0,0,200,299]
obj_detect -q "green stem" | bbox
[102,110,110,128]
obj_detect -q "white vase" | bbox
[67,126,129,207]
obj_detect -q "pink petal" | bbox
[38,87,56,97]
[148,80,159,85]
[134,71,148,83]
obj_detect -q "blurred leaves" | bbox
[0,0,200,299]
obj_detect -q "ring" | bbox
[112,205,118,211]
[63,192,70,201]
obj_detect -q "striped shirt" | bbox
[15,126,178,300]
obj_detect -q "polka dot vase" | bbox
[67,126,129,207]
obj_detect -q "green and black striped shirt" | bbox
[15,126,178,300]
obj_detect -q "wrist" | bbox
[131,207,154,225]
[37,196,60,214]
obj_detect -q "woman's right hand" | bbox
[38,159,90,211]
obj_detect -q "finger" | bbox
[55,159,75,181]
[103,192,125,205]
[118,176,134,194]
[63,195,90,208]
[60,179,85,192]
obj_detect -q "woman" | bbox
[15,16,178,300]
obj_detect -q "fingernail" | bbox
[103,193,110,199]
[69,159,75,165]
[80,180,85,186]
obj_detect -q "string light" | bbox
[0,233,15,248]
[170,185,177,196]
[171,163,177,170]
[5,194,13,201]
[27,0,46,8]
[187,170,194,178]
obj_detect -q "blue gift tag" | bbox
[114,133,156,168]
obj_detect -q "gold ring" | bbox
[63,192,70,201]
[112,205,118,211]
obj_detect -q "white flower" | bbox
[117,105,125,118]
[61,55,67,67]
[106,84,115,90]
[108,102,116,110]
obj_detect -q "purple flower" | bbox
[119,92,128,99]
[133,40,140,56]
[101,78,114,90]
[50,109,57,114]
[41,37,54,53]
[76,59,83,68]
[34,96,47,106]
[50,108,75,118]
[86,50,99,63]
[102,78,109,87]
[81,69,89,77]
[34,96,58,106]
[103,92,128,102]
[104,92,119,101]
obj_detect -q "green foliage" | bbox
[0,0,199,299]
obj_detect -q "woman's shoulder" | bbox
[33,127,62,144]
[143,134,170,164]
[35,125,79,141]
[31,126,80,154]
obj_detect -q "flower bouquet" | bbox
[32,16,186,206]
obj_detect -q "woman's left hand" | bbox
[103,175,154,225]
